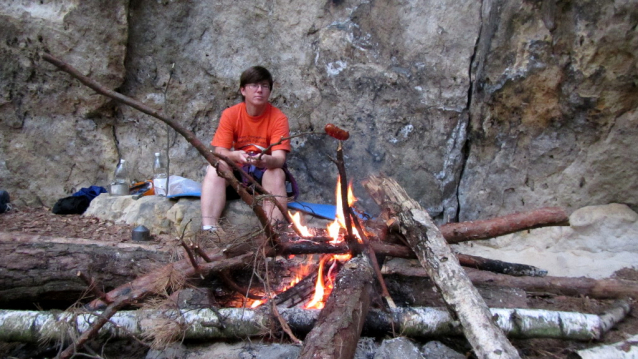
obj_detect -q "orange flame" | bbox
[328,177,362,243]
[289,211,312,237]
[285,177,363,310]
[305,257,328,309]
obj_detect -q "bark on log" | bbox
[382,261,638,300]
[572,333,638,359]
[0,232,174,304]
[299,255,375,359]
[1,301,628,343]
[363,175,520,359]
[439,207,569,244]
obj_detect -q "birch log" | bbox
[363,175,520,359]
[0,302,628,343]
[572,333,638,359]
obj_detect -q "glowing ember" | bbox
[250,299,264,308]
[289,211,312,237]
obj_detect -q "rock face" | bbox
[1,0,637,223]
[460,0,638,221]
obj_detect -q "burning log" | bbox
[299,255,374,359]
[0,301,629,343]
[363,175,521,359]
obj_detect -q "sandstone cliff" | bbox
[0,0,636,222]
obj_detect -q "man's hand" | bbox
[248,150,286,169]
[214,147,286,168]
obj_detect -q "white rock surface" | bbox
[454,203,638,279]
[84,193,260,237]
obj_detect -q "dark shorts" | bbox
[226,164,299,201]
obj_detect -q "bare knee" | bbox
[262,168,285,185]
[204,163,230,183]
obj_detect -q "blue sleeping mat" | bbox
[288,201,337,220]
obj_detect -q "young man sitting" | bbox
[200,66,293,233]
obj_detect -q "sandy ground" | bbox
[455,203,638,279]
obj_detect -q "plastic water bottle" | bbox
[110,159,130,196]
[153,152,168,196]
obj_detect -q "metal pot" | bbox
[132,225,150,241]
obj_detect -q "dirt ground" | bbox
[1,205,637,358]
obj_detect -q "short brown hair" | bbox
[240,66,273,96]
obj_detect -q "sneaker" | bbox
[0,190,10,214]
[203,225,226,237]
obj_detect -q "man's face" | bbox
[241,81,271,107]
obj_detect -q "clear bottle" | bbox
[111,159,130,196]
[152,152,168,196]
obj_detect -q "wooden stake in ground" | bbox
[363,175,521,359]
[299,255,374,359]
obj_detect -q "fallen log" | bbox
[299,255,374,359]
[0,232,174,305]
[1,301,628,343]
[363,175,520,359]
[572,333,638,359]
[382,260,638,300]
[439,207,569,244]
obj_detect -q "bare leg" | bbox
[200,164,229,228]
[261,168,287,224]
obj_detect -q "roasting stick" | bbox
[326,124,396,308]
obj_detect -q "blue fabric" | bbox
[288,201,337,220]
[72,186,108,201]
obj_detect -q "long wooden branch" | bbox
[382,262,638,300]
[439,207,569,244]
[40,53,278,238]
[363,175,521,359]
[278,238,547,277]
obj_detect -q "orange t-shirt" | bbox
[211,102,291,154]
